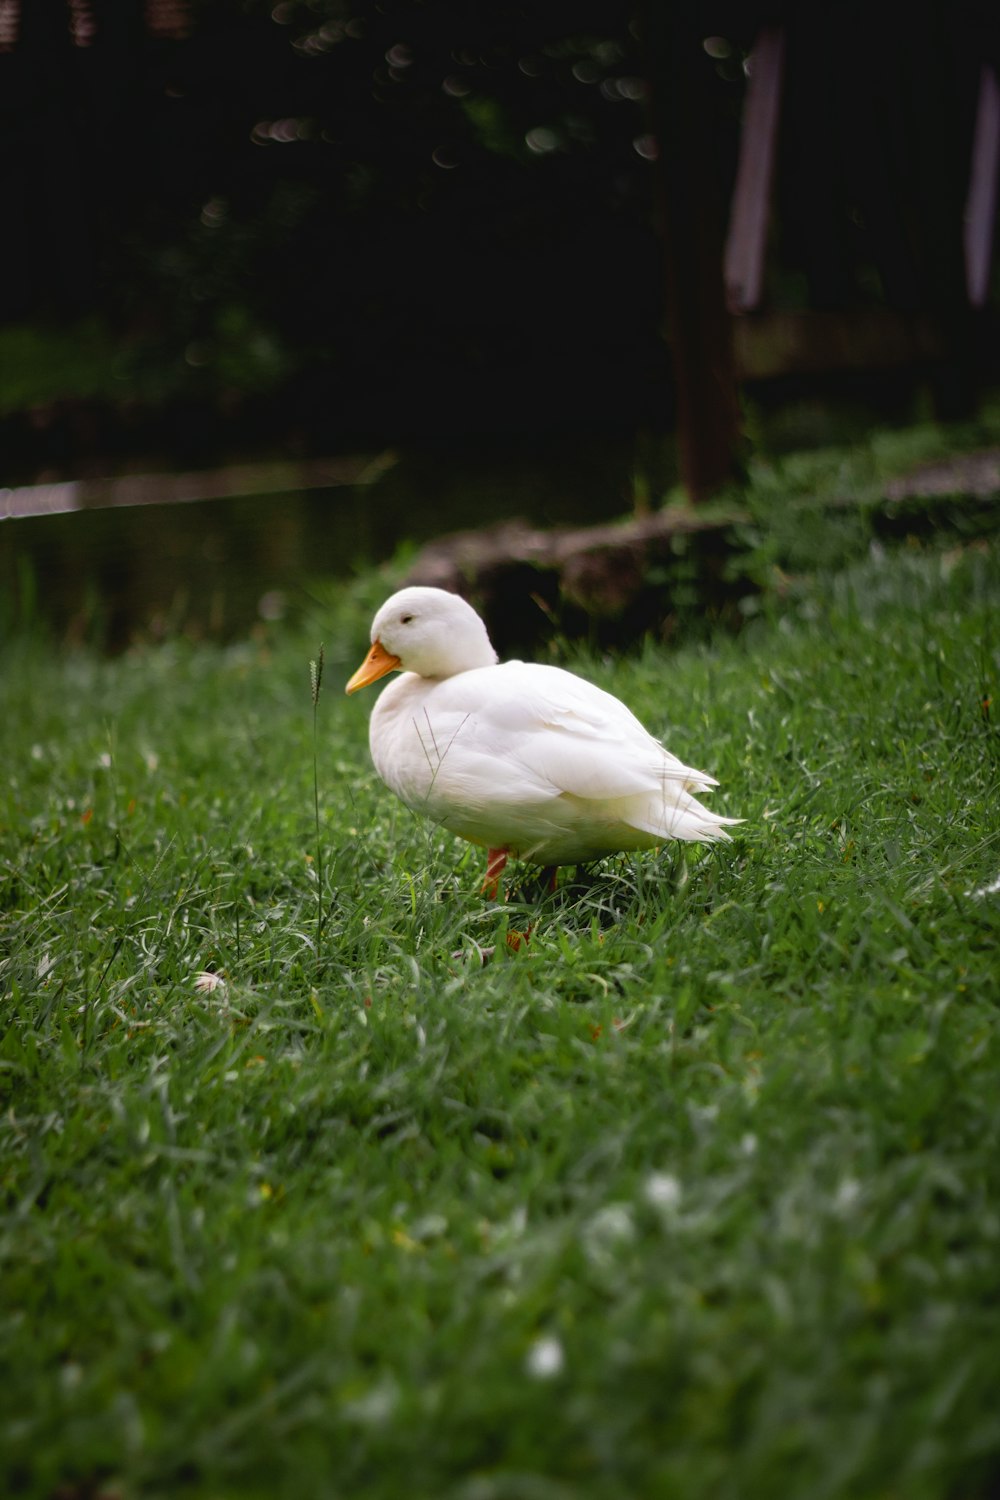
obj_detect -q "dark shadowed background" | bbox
[1,0,998,640]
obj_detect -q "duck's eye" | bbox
[400,613,415,624]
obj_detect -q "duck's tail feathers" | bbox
[632,790,743,845]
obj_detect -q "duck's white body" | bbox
[347,586,739,876]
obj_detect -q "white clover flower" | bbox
[834,1177,862,1215]
[193,971,227,996]
[525,1335,564,1380]
[643,1171,683,1212]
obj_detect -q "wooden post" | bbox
[645,6,743,502]
[724,26,785,313]
[965,63,1000,307]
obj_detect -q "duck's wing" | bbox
[434,662,720,803]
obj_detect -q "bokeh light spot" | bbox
[525,126,561,155]
[442,74,471,98]
[571,60,602,84]
[200,198,228,229]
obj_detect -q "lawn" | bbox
[2,519,999,1499]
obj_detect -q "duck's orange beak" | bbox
[345,639,401,694]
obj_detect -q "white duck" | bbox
[346,586,740,894]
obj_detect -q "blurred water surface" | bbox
[0,434,639,647]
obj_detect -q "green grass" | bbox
[2,533,1000,1499]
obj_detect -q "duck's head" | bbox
[345,586,498,693]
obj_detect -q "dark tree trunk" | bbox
[644,3,744,502]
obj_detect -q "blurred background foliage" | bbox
[0,1,997,482]
[1,0,673,475]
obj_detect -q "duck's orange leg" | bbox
[482,848,508,899]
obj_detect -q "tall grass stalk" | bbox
[310,642,325,976]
